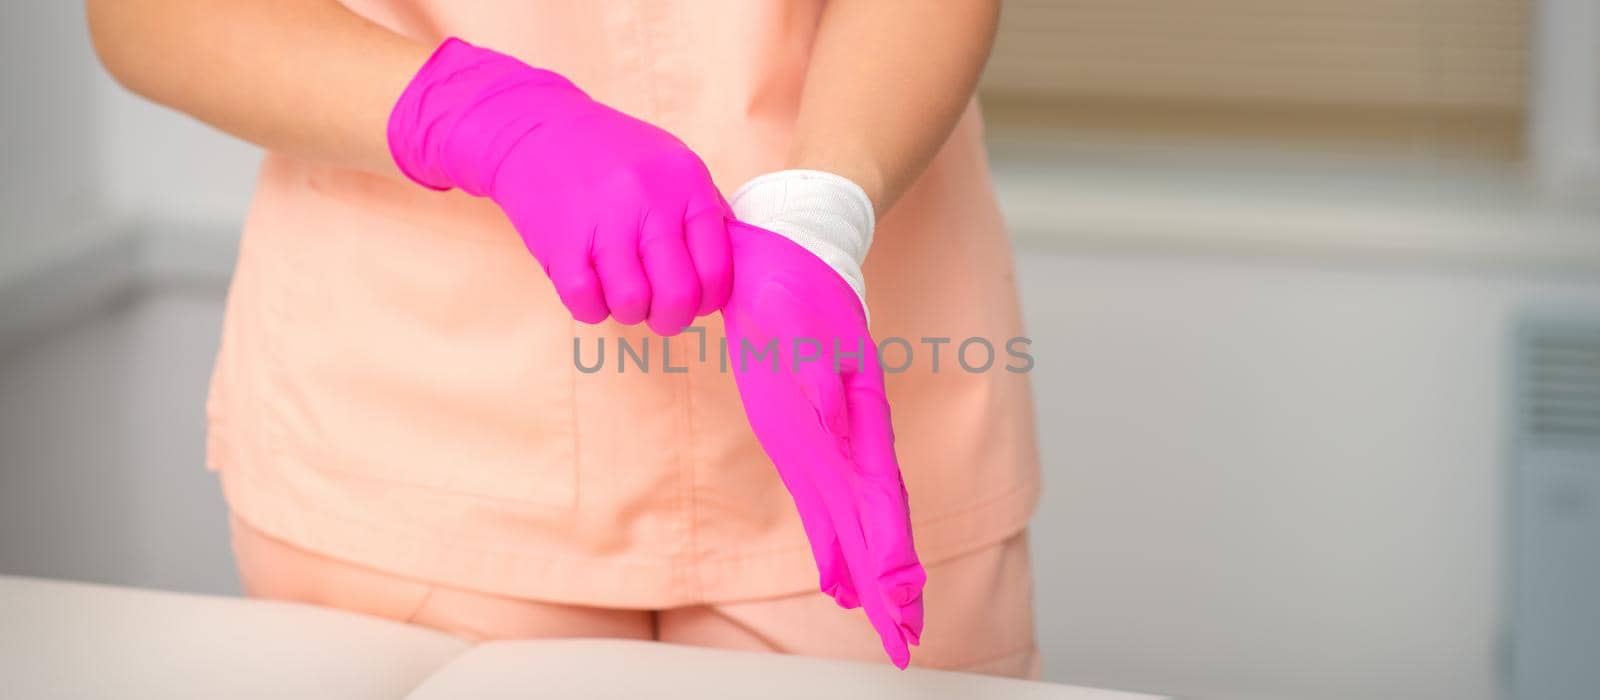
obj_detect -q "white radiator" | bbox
[1509,314,1600,700]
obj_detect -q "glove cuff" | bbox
[387,38,585,197]
[730,169,875,315]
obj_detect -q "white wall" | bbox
[94,76,260,230]
[0,1,107,282]
[0,2,258,286]
[0,289,235,595]
[1530,0,1600,193]
[1020,252,1600,699]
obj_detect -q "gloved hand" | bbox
[723,170,926,668]
[388,38,731,336]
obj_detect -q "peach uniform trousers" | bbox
[207,0,1041,673]
[233,516,1040,676]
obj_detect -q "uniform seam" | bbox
[940,642,1040,673]
[691,475,1040,564]
[217,458,1037,569]
[569,314,582,510]
[401,583,439,626]
[683,347,703,600]
[913,476,1041,527]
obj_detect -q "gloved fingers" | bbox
[546,257,610,325]
[724,319,858,609]
[848,528,912,669]
[753,383,855,606]
[842,365,926,638]
[684,196,732,316]
[781,460,857,608]
[898,595,924,646]
[780,394,862,610]
[755,289,919,630]
[638,211,701,336]
[806,459,911,669]
[591,216,651,326]
[833,579,861,609]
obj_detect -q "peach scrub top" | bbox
[206,0,1041,608]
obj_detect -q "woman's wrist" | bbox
[785,142,889,214]
[730,169,876,312]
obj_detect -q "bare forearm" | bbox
[86,0,432,175]
[789,0,999,214]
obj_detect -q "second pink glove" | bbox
[722,220,926,668]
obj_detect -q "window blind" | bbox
[983,0,1530,111]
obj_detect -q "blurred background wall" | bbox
[0,1,104,283]
[4,2,1600,700]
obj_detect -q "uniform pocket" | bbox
[253,162,578,509]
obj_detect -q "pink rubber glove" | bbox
[722,219,926,669]
[388,38,731,335]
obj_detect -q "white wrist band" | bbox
[730,169,876,315]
